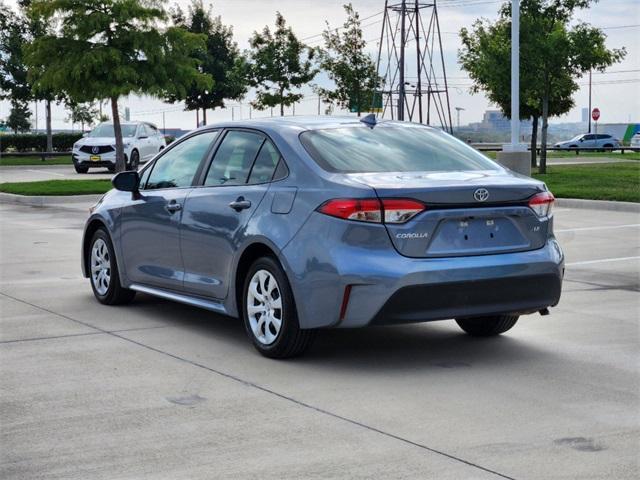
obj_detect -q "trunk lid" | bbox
[348,170,549,258]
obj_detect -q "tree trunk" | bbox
[111,97,126,172]
[539,91,549,174]
[280,103,284,117]
[202,107,207,125]
[530,115,538,169]
[45,100,53,154]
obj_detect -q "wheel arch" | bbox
[232,241,289,318]
[82,218,108,278]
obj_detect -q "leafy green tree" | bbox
[459,0,625,172]
[67,102,98,132]
[315,4,380,116]
[0,2,31,102]
[248,12,317,116]
[7,100,32,133]
[26,0,211,171]
[169,0,248,124]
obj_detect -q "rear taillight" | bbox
[528,191,555,217]
[317,198,425,224]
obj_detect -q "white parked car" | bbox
[72,122,166,173]
[553,133,621,150]
[630,133,640,149]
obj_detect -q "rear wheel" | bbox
[128,150,140,170]
[88,228,136,305]
[74,164,88,174]
[242,256,315,358]
[456,314,519,337]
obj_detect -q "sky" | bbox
[1,0,638,130]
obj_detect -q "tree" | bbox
[67,102,98,132]
[169,1,248,125]
[459,0,625,172]
[248,12,317,116]
[315,4,380,116]
[7,100,32,133]
[0,2,31,102]
[26,0,211,172]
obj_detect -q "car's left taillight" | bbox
[528,191,555,218]
[317,198,425,224]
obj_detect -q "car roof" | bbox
[194,115,427,133]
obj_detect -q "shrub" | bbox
[0,133,84,152]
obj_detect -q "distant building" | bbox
[469,109,532,132]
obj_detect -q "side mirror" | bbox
[112,170,139,192]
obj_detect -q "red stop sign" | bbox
[592,108,600,121]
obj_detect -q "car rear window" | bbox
[299,125,500,173]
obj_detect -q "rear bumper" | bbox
[282,213,564,329]
[370,272,562,325]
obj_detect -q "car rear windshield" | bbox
[299,125,500,173]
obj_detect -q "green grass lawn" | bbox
[483,151,639,161]
[0,155,73,166]
[533,162,640,203]
[0,179,111,196]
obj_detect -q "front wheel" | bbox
[128,150,140,170]
[74,164,88,174]
[88,229,136,305]
[455,314,519,337]
[242,256,315,358]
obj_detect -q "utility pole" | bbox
[317,97,321,115]
[398,0,406,121]
[162,111,166,135]
[588,69,592,133]
[376,0,452,131]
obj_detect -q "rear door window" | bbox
[205,131,265,186]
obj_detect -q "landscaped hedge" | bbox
[0,133,84,153]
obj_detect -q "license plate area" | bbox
[427,216,530,255]
[90,155,101,162]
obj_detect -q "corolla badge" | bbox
[92,146,100,154]
[473,188,490,202]
[396,232,429,239]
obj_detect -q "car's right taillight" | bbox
[529,191,555,218]
[317,198,425,224]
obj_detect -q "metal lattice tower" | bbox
[375,0,453,132]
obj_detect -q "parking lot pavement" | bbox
[0,164,113,183]
[1,204,638,480]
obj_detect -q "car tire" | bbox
[128,150,140,170]
[88,228,136,305]
[455,314,519,337]
[108,166,116,173]
[242,256,315,358]
[74,164,88,174]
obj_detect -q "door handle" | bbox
[165,201,182,214]
[229,197,251,212]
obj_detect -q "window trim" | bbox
[139,129,221,192]
[194,127,289,188]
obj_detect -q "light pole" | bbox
[496,0,529,175]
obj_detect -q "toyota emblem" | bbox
[473,188,489,202]
[92,146,100,154]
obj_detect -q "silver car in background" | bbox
[554,133,621,150]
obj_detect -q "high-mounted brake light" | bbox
[528,191,555,218]
[317,198,425,224]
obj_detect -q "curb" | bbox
[555,198,640,213]
[0,192,102,207]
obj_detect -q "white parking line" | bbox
[556,223,640,233]
[566,256,640,266]
[26,169,66,177]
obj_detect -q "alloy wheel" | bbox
[246,269,283,345]
[91,238,111,295]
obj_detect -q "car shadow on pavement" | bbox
[128,293,553,372]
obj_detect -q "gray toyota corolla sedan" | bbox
[81,116,564,358]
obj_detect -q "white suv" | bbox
[72,122,166,173]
